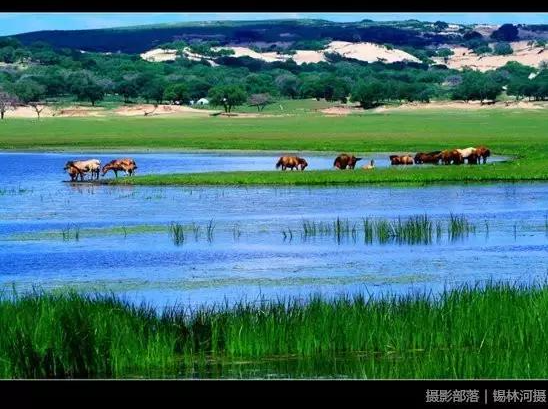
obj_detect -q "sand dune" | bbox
[141,41,421,66]
[432,41,547,72]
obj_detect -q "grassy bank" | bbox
[2,109,547,185]
[104,161,547,186]
[3,283,548,379]
[0,110,546,152]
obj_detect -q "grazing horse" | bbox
[64,162,85,182]
[390,155,414,165]
[334,154,362,170]
[414,151,442,165]
[456,147,477,160]
[276,156,308,171]
[475,146,491,164]
[64,159,101,180]
[102,158,138,178]
[441,150,464,165]
[467,152,479,165]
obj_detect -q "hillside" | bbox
[10,19,472,54]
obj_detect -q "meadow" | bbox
[3,283,548,379]
[1,108,546,185]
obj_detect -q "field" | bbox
[2,283,548,379]
[1,108,546,185]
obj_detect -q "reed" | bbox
[169,222,185,246]
[3,283,548,378]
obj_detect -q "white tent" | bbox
[196,98,210,105]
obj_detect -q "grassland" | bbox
[3,283,548,379]
[1,108,547,185]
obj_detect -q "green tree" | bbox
[141,77,166,104]
[208,84,247,113]
[493,42,513,56]
[13,79,47,118]
[275,74,300,99]
[350,80,384,109]
[115,77,139,103]
[69,72,105,106]
[163,84,190,104]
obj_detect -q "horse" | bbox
[414,151,442,165]
[456,147,477,159]
[334,154,362,170]
[475,146,491,164]
[276,156,308,171]
[102,158,138,178]
[64,159,101,180]
[390,155,414,165]
[64,162,85,182]
[362,159,375,170]
[441,150,464,165]
[467,152,479,165]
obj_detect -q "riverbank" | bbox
[2,283,548,379]
[2,110,546,185]
[103,159,548,186]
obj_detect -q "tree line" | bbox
[0,36,547,118]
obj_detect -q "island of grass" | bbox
[3,283,548,379]
[1,109,547,185]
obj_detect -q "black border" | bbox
[7,379,548,407]
[0,2,547,12]
[1,2,548,406]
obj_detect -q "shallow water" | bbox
[0,152,545,310]
[0,151,508,187]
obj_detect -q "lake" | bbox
[0,151,544,310]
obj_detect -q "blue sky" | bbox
[0,13,547,36]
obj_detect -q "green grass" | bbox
[104,162,547,186]
[1,109,547,185]
[3,283,548,378]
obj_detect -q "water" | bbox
[0,151,509,187]
[0,152,544,310]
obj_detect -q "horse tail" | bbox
[276,158,283,169]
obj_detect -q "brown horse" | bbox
[276,156,308,171]
[441,150,464,165]
[102,158,138,177]
[334,154,362,170]
[467,152,479,165]
[475,146,491,164]
[64,163,85,182]
[414,151,442,165]
[390,155,414,165]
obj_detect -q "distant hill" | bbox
[9,19,477,54]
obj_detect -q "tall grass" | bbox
[61,224,80,241]
[300,214,475,245]
[3,283,548,378]
[169,222,185,246]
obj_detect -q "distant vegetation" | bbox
[0,20,548,119]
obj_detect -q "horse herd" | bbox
[276,146,491,172]
[64,158,138,181]
[63,146,492,181]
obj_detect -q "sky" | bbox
[0,12,547,36]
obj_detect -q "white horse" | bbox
[65,159,101,180]
[456,147,477,159]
